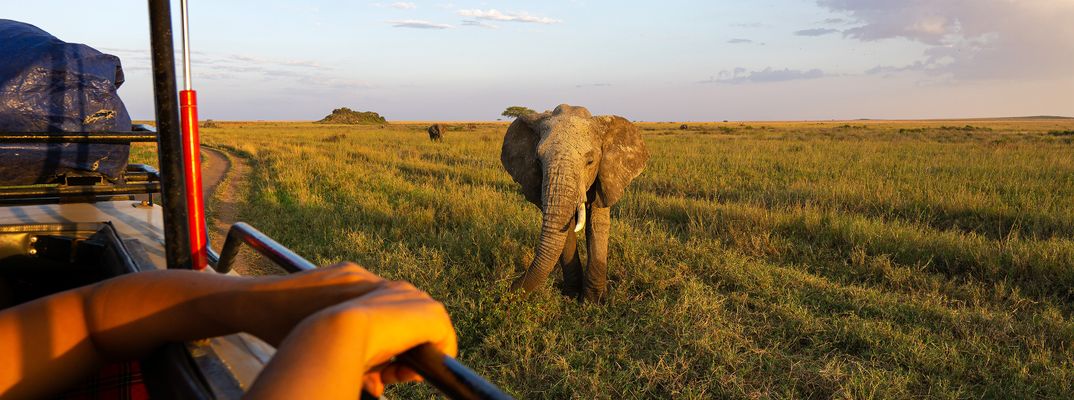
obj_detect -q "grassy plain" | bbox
[145,118,1074,398]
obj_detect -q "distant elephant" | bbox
[679,124,688,130]
[501,104,649,302]
[428,124,444,141]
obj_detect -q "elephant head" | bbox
[501,104,649,293]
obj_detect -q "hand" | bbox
[245,266,457,399]
[343,280,458,396]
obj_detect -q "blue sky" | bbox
[7,1,1074,121]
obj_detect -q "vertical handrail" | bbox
[214,222,513,400]
[177,0,208,270]
[148,0,193,269]
[179,0,193,92]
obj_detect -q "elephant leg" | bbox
[583,206,611,303]
[560,226,583,298]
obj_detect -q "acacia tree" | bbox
[501,106,536,119]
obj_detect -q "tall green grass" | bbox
[193,120,1073,398]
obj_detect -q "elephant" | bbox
[428,124,444,142]
[679,124,689,130]
[501,104,649,302]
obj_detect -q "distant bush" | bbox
[502,106,536,119]
[317,107,386,124]
[900,125,992,134]
[939,125,991,132]
[1048,130,1074,136]
[200,119,218,128]
[447,124,480,132]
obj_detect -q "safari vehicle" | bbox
[0,1,509,399]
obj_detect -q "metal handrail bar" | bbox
[0,182,161,200]
[125,164,162,183]
[0,132,158,143]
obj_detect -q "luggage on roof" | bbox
[0,19,132,185]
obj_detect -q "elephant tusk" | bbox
[574,202,586,232]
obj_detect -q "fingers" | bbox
[379,363,423,385]
[361,364,423,397]
[362,373,385,397]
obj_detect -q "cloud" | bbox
[109,48,368,94]
[700,67,827,84]
[461,20,498,29]
[390,2,416,9]
[816,0,1074,80]
[226,54,329,70]
[457,9,562,24]
[388,20,453,29]
[822,18,846,24]
[727,38,753,44]
[794,28,839,36]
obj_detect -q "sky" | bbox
[6,0,1074,121]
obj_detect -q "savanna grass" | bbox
[137,119,1074,398]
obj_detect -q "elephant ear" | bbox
[501,115,544,206]
[595,116,649,206]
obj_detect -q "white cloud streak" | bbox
[461,20,498,29]
[457,9,562,24]
[701,67,827,84]
[390,2,416,9]
[794,28,839,36]
[388,20,453,29]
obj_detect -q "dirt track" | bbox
[201,147,229,203]
[201,147,277,275]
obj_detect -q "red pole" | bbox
[180,89,208,270]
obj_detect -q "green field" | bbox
[159,119,1073,398]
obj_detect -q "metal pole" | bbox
[148,0,193,269]
[177,0,209,270]
[179,0,192,91]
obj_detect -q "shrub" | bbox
[317,107,386,124]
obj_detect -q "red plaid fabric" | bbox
[56,361,150,400]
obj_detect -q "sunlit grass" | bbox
[181,119,1074,398]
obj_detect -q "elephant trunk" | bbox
[512,165,579,292]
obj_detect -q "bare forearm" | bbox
[85,270,254,359]
[85,265,386,358]
[0,287,99,399]
[0,263,412,399]
[0,270,247,398]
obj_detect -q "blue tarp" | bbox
[0,19,132,185]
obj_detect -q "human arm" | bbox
[0,263,447,399]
